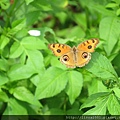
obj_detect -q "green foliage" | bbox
[0,0,120,117]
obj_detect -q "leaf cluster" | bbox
[0,0,120,117]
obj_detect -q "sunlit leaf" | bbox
[65,71,83,104]
[85,52,118,80]
[35,67,68,99]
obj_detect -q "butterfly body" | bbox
[48,38,99,68]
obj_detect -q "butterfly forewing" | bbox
[48,44,72,57]
[77,38,99,53]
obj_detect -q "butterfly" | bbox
[48,38,99,68]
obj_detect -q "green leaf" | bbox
[26,11,40,26]
[10,42,23,58]
[30,74,43,86]
[56,26,85,39]
[21,36,47,50]
[25,0,34,5]
[44,108,65,115]
[10,19,26,34]
[81,92,110,115]
[88,78,108,96]
[0,59,9,71]
[8,49,45,81]
[0,0,10,10]
[113,87,120,98]
[81,0,115,16]
[26,50,45,71]
[83,102,106,115]
[31,0,52,11]
[65,71,83,104]
[50,56,67,70]
[67,108,83,115]
[35,67,68,99]
[73,13,86,29]
[12,19,26,29]
[106,3,118,8]
[39,27,56,41]
[50,0,68,8]
[0,72,9,85]
[99,17,120,56]
[3,98,28,115]
[8,64,36,81]
[116,8,120,16]
[80,92,109,110]
[0,35,10,49]
[107,93,120,115]
[13,86,42,107]
[85,52,118,80]
[0,89,9,102]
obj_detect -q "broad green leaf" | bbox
[56,37,78,44]
[0,59,9,71]
[21,36,47,50]
[0,0,10,10]
[10,19,26,34]
[80,0,115,16]
[8,49,45,81]
[35,67,68,99]
[25,0,34,5]
[116,8,120,16]
[50,56,67,70]
[99,17,120,56]
[3,98,28,115]
[12,19,26,30]
[80,92,109,110]
[44,108,65,115]
[107,93,120,115]
[26,11,40,26]
[30,74,42,86]
[39,27,55,40]
[50,0,68,8]
[81,92,110,115]
[85,52,118,80]
[26,50,45,71]
[113,87,120,98]
[13,86,42,107]
[31,0,52,11]
[65,71,83,104]
[15,28,28,38]
[73,13,86,29]
[106,3,118,8]
[83,101,106,115]
[0,89,9,102]
[8,64,36,81]
[10,42,23,58]
[20,52,26,64]
[88,78,108,96]
[67,108,83,115]
[0,72,9,85]
[0,35,10,49]
[56,26,85,39]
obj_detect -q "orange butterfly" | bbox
[48,38,99,68]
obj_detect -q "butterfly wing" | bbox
[76,38,99,67]
[77,38,99,53]
[48,44,72,57]
[75,50,91,67]
[60,50,76,68]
